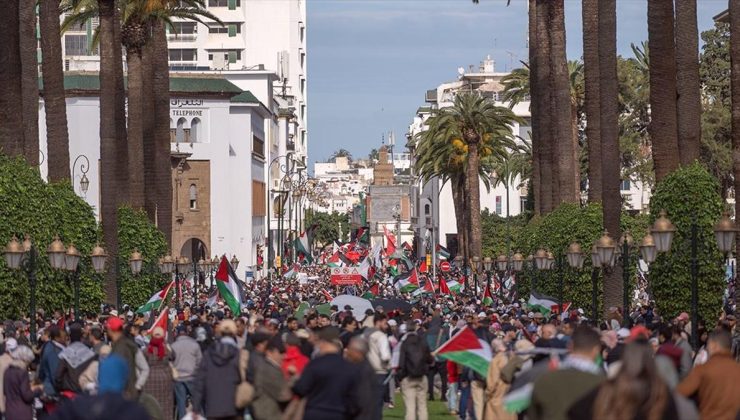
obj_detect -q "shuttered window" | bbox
[252,181,266,217]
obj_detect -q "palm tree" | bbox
[675,0,701,166]
[19,0,39,166]
[41,0,72,181]
[527,0,541,216]
[598,0,623,313]
[420,93,520,261]
[533,0,553,214]
[548,0,578,205]
[0,1,25,159]
[647,0,680,181]
[731,0,740,317]
[582,0,602,203]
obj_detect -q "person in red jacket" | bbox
[281,333,309,378]
[445,360,459,415]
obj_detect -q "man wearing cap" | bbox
[171,324,202,420]
[0,338,17,416]
[108,317,140,399]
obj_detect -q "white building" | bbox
[311,156,374,214]
[38,72,280,277]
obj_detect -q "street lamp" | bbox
[619,231,635,317]
[714,213,738,255]
[495,255,508,272]
[596,231,617,268]
[47,236,66,270]
[511,253,524,272]
[65,244,82,321]
[639,234,657,264]
[651,210,676,253]
[483,256,493,272]
[174,256,190,310]
[91,245,108,274]
[471,256,481,295]
[129,249,143,275]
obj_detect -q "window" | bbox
[208,49,242,63]
[621,179,631,191]
[190,118,200,143]
[189,184,198,210]
[64,35,87,56]
[252,181,266,217]
[208,23,241,35]
[169,49,197,62]
[252,135,264,158]
[425,204,430,215]
[172,22,197,35]
[495,196,502,215]
[176,118,186,143]
[208,0,239,7]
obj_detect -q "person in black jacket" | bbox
[54,323,95,395]
[191,320,244,420]
[398,322,433,420]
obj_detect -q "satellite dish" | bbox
[457,67,465,75]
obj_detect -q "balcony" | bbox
[170,128,192,143]
[167,33,197,42]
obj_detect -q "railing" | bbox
[170,128,192,143]
[167,33,197,42]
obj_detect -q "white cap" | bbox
[477,312,487,319]
[617,328,630,339]
[388,319,397,327]
[4,338,18,353]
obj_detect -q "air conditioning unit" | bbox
[212,53,226,70]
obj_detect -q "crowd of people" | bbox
[0,265,738,420]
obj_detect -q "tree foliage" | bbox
[0,155,103,319]
[304,209,351,248]
[648,164,725,322]
[117,206,168,310]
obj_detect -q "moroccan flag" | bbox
[136,281,174,314]
[394,269,419,293]
[294,229,314,264]
[215,255,244,315]
[383,226,396,256]
[434,326,492,377]
[146,307,169,338]
[436,244,451,260]
[321,288,333,301]
[482,283,494,306]
[362,283,379,299]
[528,292,558,317]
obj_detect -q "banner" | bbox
[330,266,363,285]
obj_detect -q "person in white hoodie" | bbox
[364,312,391,419]
[0,338,18,416]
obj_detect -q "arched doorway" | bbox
[180,237,208,262]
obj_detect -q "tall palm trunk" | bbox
[464,135,482,260]
[98,0,122,304]
[534,0,553,214]
[113,5,129,202]
[40,0,71,181]
[730,0,740,318]
[0,1,25,158]
[647,0,680,181]
[151,21,173,248]
[528,0,542,215]
[126,49,146,208]
[451,177,467,260]
[142,38,157,221]
[599,0,622,313]
[582,0,602,203]
[675,0,701,166]
[548,0,577,205]
[19,0,39,166]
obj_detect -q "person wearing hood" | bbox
[192,319,246,419]
[0,337,17,416]
[3,345,42,420]
[54,323,96,395]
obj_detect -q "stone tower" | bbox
[373,145,394,186]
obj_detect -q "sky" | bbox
[307,0,727,167]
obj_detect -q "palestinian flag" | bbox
[423,276,436,294]
[215,255,244,315]
[294,301,310,319]
[394,269,419,293]
[146,307,169,339]
[294,229,314,264]
[528,292,558,317]
[315,303,332,316]
[419,258,427,273]
[434,326,492,377]
[361,283,379,299]
[383,226,396,256]
[136,281,174,314]
[436,244,451,260]
[326,251,345,268]
[439,276,451,295]
[482,283,494,306]
[503,383,534,414]
[355,226,369,244]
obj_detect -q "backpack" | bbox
[401,334,430,379]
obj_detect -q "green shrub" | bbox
[648,163,725,322]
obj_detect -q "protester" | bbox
[171,324,202,420]
[676,329,740,420]
[529,326,604,420]
[0,338,17,417]
[398,321,432,420]
[345,336,380,420]
[366,312,391,417]
[485,339,516,420]
[251,335,292,420]
[142,327,173,420]
[192,319,244,420]
[3,345,40,420]
[292,326,360,420]
[108,317,141,399]
[39,325,65,397]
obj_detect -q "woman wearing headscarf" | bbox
[3,345,41,420]
[142,327,173,420]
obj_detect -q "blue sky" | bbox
[307,0,727,166]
